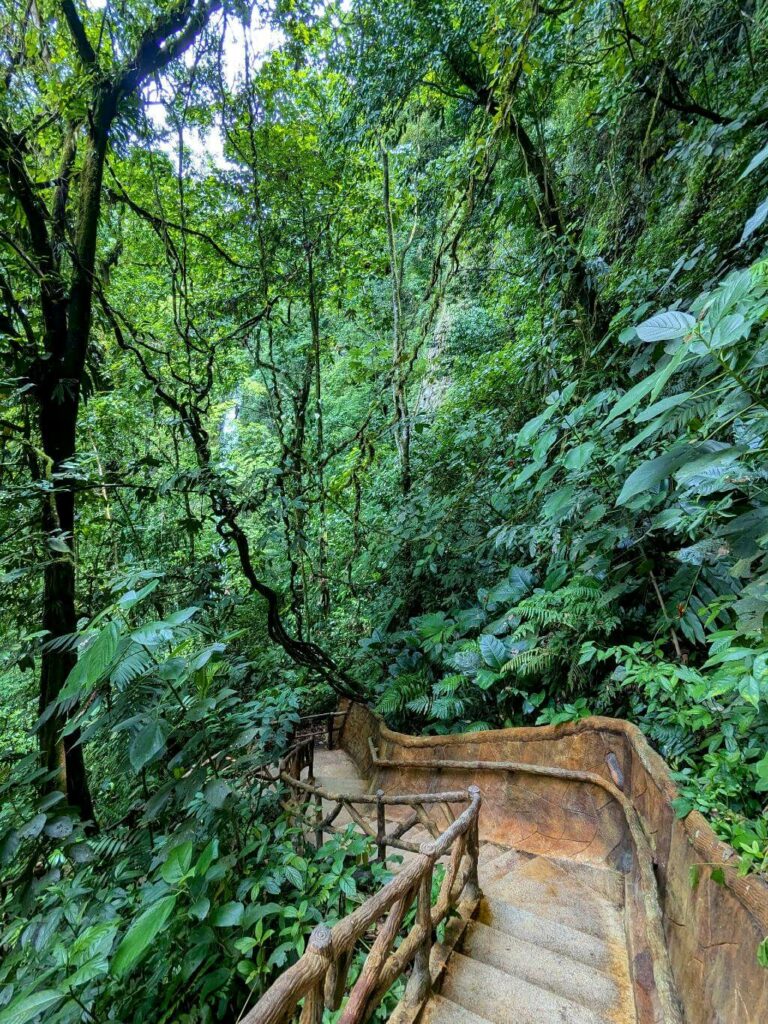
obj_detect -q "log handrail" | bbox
[243,786,482,1024]
[271,733,471,857]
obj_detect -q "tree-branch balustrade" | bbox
[242,777,482,1024]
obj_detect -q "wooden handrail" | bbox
[243,786,482,1024]
[271,733,473,858]
[279,770,470,807]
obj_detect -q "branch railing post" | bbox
[298,924,333,1024]
[404,852,433,1008]
[314,789,323,850]
[327,712,334,750]
[464,785,481,903]
[376,788,386,862]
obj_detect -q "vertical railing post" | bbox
[376,789,386,862]
[299,924,333,1024]
[327,712,334,750]
[464,785,481,903]
[404,856,433,1008]
[314,789,323,850]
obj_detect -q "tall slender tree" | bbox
[0,0,222,817]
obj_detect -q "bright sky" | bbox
[85,1,285,167]
[150,8,285,167]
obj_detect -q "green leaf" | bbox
[210,901,244,927]
[635,311,695,342]
[689,865,701,889]
[111,895,177,977]
[190,896,210,921]
[758,937,768,969]
[740,143,768,179]
[649,343,689,403]
[635,391,693,424]
[605,346,687,425]
[542,483,576,521]
[60,621,121,701]
[203,779,231,809]
[479,634,506,670]
[675,447,743,488]
[0,990,64,1024]
[617,447,691,505]
[195,837,219,876]
[710,866,726,886]
[563,442,595,470]
[161,841,194,884]
[740,196,768,244]
[129,720,167,772]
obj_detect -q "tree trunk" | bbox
[37,377,95,821]
[307,243,330,620]
[380,144,412,495]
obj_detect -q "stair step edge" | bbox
[462,919,624,1011]
[443,951,613,1024]
[416,993,495,1024]
[478,895,623,964]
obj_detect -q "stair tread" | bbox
[418,994,494,1024]
[462,920,628,1014]
[484,879,624,940]
[481,849,625,907]
[441,952,617,1024]
[477,896,623,973]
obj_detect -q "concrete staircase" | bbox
[311,747,637,1024]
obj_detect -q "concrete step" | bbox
[312,749,361,777]
[477,842,508,868]
[313,774,370,795]
[480,854,626,942]
[477,896,619,973]
[441,953,613,1024]
[418,993,494,1024]
[480,849,624,908]
[461,920,623,1013]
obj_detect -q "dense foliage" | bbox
[1,0,768,1019]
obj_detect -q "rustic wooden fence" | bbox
[246,732,482,1024]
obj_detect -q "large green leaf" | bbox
[740,142,768,179]
[0,991,64,1024]
[129,720,167,772]
[675,447,743,488]
[161,841,194,884]
[635,311,695,342]
[111,895,177,977]
[563,442,595,470]
[616,448,691,505]
[479,633,506,670]
[210,901,244,927]
[60,621,120,702]
[605,345,688,425]
[740,196,768,244]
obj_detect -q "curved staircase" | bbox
[311,745,637,1024]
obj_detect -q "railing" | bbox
[243,783,481,1024]
[291,707,350,751]
[275,734,468,860]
